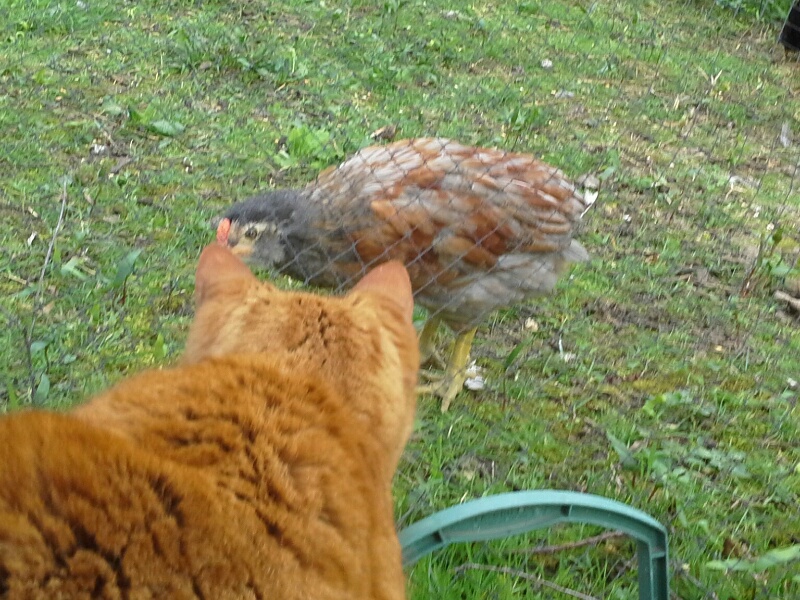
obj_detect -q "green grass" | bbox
[1,0,799,598]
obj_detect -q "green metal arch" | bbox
[399,490,669,600]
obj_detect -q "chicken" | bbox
[214,138,589,411]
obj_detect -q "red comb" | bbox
[216,217,231,245]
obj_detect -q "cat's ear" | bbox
[353,261,414,323]
[195,244,257,304]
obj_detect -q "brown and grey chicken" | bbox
[215,137,589,411]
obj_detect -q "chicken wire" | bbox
[1,0,799,598]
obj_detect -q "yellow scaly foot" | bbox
[418,317,447,369]
[438,328,476,412]
[416,327,477,411]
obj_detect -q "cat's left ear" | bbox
[195,244,257,304]
[353,261,414,323]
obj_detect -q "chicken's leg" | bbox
[439,327,476,412]
[418,317,441,365]
[417,327,477,411]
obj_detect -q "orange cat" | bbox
[0,245,419,599]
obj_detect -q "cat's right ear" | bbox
[195,244,257,304]
[353,261,414,323]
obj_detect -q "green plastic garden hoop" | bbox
[399,490,669,600]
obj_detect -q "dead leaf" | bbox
[370,125,398,141]
[775,290,800,313]
[110,157,135,174]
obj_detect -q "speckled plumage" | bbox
[216,138,589,409]
[217,138,588,331]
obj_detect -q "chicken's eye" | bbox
[244,227,259,240]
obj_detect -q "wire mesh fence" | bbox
[1,0,799,598]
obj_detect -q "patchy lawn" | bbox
[1,0,798,597]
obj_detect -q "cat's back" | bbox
[0,356,401,600]
[0,247,416,600]
[0,407,279,599]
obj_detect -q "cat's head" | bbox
[183,244,420,462]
